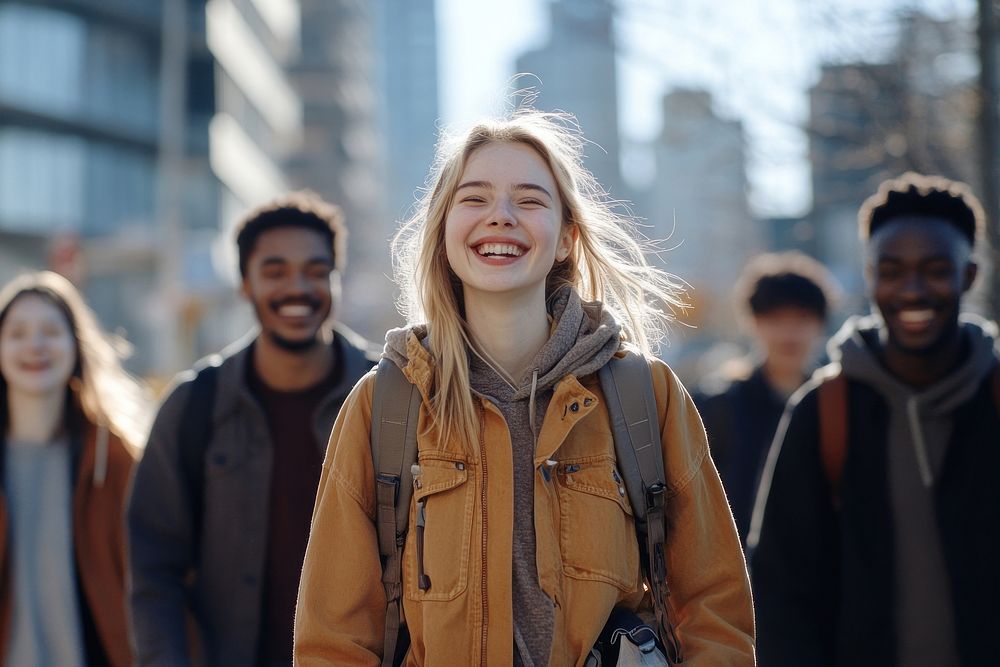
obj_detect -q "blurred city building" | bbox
[371,0,439,335]
[647,88,759,357]
[515,0,625,200]
[808,11,978,311]
[764,216,818,257]
[374,0,439,226]
[0,0,306,377]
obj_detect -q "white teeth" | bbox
[279,304,312,317]
[476,242,524,257]
[899,309,934,324]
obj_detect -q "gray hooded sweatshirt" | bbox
[828,313,999,667]
[384,287,622,666]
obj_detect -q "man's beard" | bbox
[253,296,329,353]
[268,329,322,352]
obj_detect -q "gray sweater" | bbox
[5,436,86,667]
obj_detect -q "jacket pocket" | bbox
[204,439,248,478]
[555,455,640,591]
[404,457,474,601]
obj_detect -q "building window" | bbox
[0,4,86,115]
[0,128,86,231]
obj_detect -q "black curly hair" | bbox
[858,172,984,247]
[235,191,347,278]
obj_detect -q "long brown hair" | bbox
[0,271,150,450]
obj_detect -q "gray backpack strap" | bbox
[599,352,683,664]
[370,358,422,667]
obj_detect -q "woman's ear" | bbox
[556,224,578,262]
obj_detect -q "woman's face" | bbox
[444,141,574,304]
[0,294,77,399]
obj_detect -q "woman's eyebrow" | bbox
[512,183,552,198]
[456,180,492,192]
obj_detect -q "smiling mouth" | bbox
[898,309,934,324]
[475,242,525,258]
[276,304,314,317]
[19,361,52,372]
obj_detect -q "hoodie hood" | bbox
[381,286,624,402]
[829,313,998,419]
[471,286,622,403]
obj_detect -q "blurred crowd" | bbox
[1,106,997,666]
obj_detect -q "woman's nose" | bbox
[488,200,516,227]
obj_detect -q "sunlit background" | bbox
[0,0,996,385]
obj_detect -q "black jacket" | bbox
[750,366,1000,667]
[695,366,789,545]
[126,327,376,667]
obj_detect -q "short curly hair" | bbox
[858,172,984,247]
[235,191,347,278]
[735,251,838,324]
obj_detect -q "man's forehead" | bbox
[869,216,970,256]
[249,226,333,263]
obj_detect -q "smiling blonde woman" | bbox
[294,109,755,666]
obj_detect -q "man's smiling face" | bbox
[241,226,335,352]
[867,216,977,356]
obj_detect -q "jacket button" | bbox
[583,398,594,406]
[570,402,580,412]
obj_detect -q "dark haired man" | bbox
[695,251,835,545]
[750,173,1000,666]
[127,193,376,666]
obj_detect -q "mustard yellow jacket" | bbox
[295,334,755,665]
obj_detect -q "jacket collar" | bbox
[210,325,375,423]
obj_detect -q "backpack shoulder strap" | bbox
[598,351,681,663]
[817,368,849,508]
[370,358,421,667]
[178,358,221,540]
[992,362,1000,412]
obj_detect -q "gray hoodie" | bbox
[828,313,999,667]
[384,287,622,666]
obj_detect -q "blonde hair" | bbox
[392,109,687,446]
[0,271,151,451]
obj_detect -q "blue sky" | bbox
[437,0,976,218]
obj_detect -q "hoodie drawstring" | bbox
[906,397,934,488]
[528,369,540,449]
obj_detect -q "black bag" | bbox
[585,607,672,666]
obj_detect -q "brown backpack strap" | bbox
[817,371,849,508]
[598,352,682,663]
[371,359,422,666]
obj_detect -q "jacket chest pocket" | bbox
[404,458,475,601]
[555,455,640,592]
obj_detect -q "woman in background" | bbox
[295,109,754,665]
[0,270,148,666]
